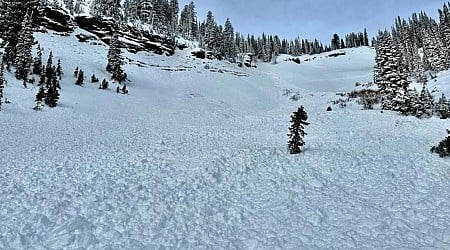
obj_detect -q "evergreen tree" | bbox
[0,63,4,111]
[91,0,121,19]
[374,30,410,111]
[33,44,42,75]
[431,129,450,157]
[75,69,84,85]
[419,84,434,112]
[56,59,63,79]
[435,93,450,118]
[331,34,340,50]
[106,34,127,83]
[179,1,197,40]
[64,0,74,14]
[288,106,310,154]
[100,79,109,89]
[74,0,83,14]
[363,28,369,46]
[34,84,45,111]
[169,0,179,36]
[44,53,60,107]
[91,74,99,83]
[14,11,34,86]
[45,69,60,107]
[34,52,60,109]
[0,0,40,66]
[204,10,217,51]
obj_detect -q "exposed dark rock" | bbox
[75,33,99,43]
[34,6,175,56]
[328,51,346,57]
[74,15,175,55]
[286,57,301,64]
[177,43,189,50]
[37,7,75,33]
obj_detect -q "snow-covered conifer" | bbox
[76,69,84,86]
[0,63,4,111]
[288,106,309,154]
[14,11,34,85]
[106,34,127,83]
[431,130,450,157]
[33,44,43,75]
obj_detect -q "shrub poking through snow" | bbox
[288,106,309,154]
[431,129,450,158]
[91,74,99,83]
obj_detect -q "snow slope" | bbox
[1,30,450,249]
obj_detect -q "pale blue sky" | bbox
[179,0,445,43]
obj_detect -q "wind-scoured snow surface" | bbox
[1,30,450,249]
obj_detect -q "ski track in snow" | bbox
[1,32,450,249]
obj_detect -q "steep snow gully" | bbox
[1,31,450,249]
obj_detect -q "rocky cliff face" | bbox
[36,6,175,56]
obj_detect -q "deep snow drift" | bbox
[1,30,450,249]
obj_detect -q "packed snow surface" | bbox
[1,31,450,249]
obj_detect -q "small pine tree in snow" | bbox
[56,59,62,79]
[38,69,45,86]
[34,84,45,110]
[99,79,108,89]
[288,106,310,154]
[418,84,434,117]
[45,70,60,107]
[33,52,61,109]
[76,69,84,86]
[44,55,60,107]
[431,129,450,157]
[74,66,79,78]
[435,93,450,119]
[121,84,128,94]
[91,74,99,83]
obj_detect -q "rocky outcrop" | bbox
[74,15,175,55]
[35,6,175,55]
[37,7,75,33]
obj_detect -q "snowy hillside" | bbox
[1,29,450,249]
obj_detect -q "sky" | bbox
[178,0,446,44]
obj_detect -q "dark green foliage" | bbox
[34,53,60,109]
[45,71,60,107]
[76,69,84,86]
[435,93,450,119]
[99,79,108,89]
[288,106,310,154]
[0,63,5,111]
[107,34,127,83]
[33,85,45,111]
[91,74,99,83]
[56,59,63,78]
[331,34,340,50]
[14,11,34,83]
[33,44,43,75]
[91,0,121,19]
[0,0,41,65]
[431,130,450,157]
[121,84,128,94]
